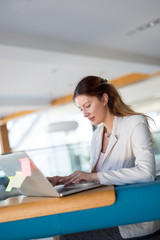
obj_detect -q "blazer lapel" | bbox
[91,116,122,171]
[102,116,121,165]
[102,134,118,164]
[90,125,103,171]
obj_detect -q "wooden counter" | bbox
[0,185,115,223]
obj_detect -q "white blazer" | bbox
[90,115,159,238]
[90,115,155,185]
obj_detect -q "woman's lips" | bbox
[89,117,95,122]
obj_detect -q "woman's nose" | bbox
[83,109,89,117]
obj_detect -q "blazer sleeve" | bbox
[97,119,156,185]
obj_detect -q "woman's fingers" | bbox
[64,171,88,186]
[47,172,83,186]
[47,177,54,184]
[51,176,60,186]
[47,172,99,187]
[47,176,67,186]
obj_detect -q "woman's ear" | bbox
[102,93,108,106]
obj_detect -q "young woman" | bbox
[48,76,160,240]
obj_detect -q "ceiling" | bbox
[0,0,160,119]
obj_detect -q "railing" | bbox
[25,142,91,177]
[0,142,91,200]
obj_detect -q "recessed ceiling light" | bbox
[126,17,160,35]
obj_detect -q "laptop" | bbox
[0,151,102,197]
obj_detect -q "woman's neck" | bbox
[103,112,115,131]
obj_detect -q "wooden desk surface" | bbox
[0,185,115,223]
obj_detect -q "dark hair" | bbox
[73,76,154,141]
[73,76,154,143]
[73,75,137,116]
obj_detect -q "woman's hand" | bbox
[63,171,99,186]
[47,176,68,186]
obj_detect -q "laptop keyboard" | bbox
[55,186,76,193]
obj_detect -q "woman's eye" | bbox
[86,105,91,108]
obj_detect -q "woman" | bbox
[48,76,160,239]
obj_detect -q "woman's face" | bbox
[75,94,108,125]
